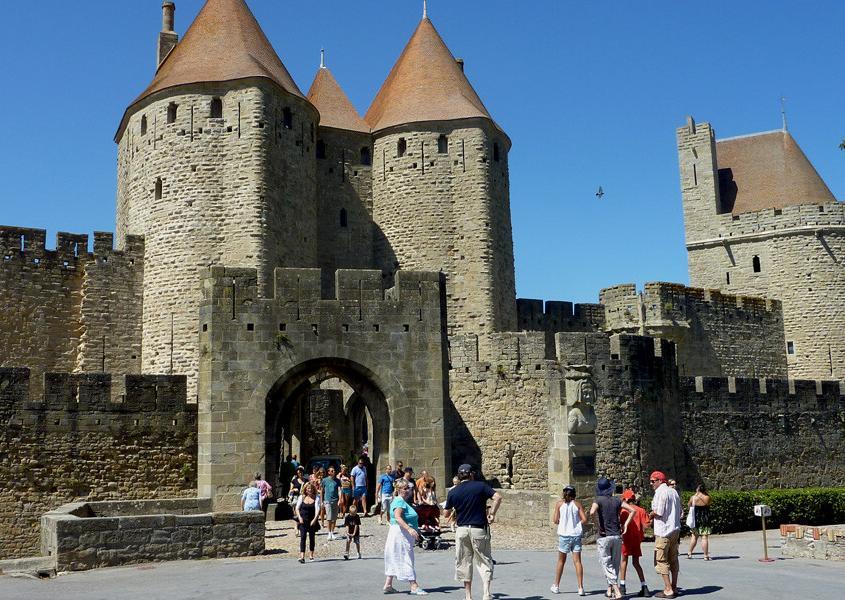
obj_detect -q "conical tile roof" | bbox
[365,18,499,134]
[308,67,370,133]
[716,130,836,214]
[117,0,305,138]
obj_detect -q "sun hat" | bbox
[596,477,613,496]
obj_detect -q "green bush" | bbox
[673,488,845,535]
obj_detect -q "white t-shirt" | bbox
[651,483,681,537]
[557,501,583,537]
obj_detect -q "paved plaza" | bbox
[1,529,842,600]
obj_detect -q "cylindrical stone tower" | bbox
[365,16,517,343]
[115,0,319,397]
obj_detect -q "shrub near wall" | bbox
[677,488,845,535]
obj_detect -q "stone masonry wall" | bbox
[448,332,561,490]
[0,368,197,559]
[41,499,262,572]
[315,126,374,296]
[0,228,144,400]
[600,282,787,378]
[681,376,845,490]
[116,80,319,399]
[679,119,845,380]
[372,120,517,350]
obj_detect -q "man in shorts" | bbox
[444,464,502,600]
[649,471,681,598]
[321,466,341,539]
[350,458,369,515]
[376,464,395,525]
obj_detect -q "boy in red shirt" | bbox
[620,489,651,597]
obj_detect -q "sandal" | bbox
[704,554,712,561]
[686,552,692,559]
[383,586,397,594]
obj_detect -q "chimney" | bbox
[455,58,465,72]
[157,2,178,68]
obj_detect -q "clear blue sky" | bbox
[1,1,842,302]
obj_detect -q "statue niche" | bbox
[565,366,597,434]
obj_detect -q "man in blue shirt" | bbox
[444,464,502,600]
[376,464,396,525]
[350,458,369,515]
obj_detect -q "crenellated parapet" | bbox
[0,368,194,433]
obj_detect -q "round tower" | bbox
[115,0,319,396]
[365,16,517,343]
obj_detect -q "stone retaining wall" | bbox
[41,498,264,571]
[780,523,845,561]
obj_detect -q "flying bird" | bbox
[595,186,604,199]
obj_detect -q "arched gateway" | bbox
[197,266,448,509]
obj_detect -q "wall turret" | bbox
[116,0,319,396]
[366,16,516,348]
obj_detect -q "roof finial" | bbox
[780,95,788,131]
[423,0,428,19]
[320,48,326,69]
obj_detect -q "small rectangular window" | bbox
[786,341,795,355]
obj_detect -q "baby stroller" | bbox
[415,504,444,550]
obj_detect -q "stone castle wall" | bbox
[582,333,845,491]
[315,126,374,296]
[0,228,144,400]
[448,332,561,491]
[600,282,787,378]
[0,368,197,559]
[372,120,517,349]
[116,81,320,398]
[679,120,845,380]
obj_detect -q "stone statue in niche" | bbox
[565,365,597,434]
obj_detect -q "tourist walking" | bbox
[241,481,261,512]
[443,464,502,600]
[649,471,682,598]
[620,489,651,597]
[392,461,405,481]
[377,464,396,525]
[550,485,587,596]
[383,478,427,595]
[343,503,362,559]
[254,472,272,513]
[351,458,369,515]
[338,464,353,516]
[687,484,713,560]
[289,466,306,503]
[589,478,634,600]
[322,466,341,540]
[295,482,321,563]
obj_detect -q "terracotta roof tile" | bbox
[365,18,499,134]
[716,130,836,214]
[118,0,304,138]
[307,68,370,133]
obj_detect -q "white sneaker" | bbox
[550,585,560,594]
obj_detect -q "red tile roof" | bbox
[717,130,836,214]
[365,18,500,134]
[307,68,370,133]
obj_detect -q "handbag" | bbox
[685,505,696,529]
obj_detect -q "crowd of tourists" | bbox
[552,471,712,599]
[242,460,711,600]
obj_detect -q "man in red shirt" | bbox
[620,489,651,597]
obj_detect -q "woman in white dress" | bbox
[383,478,427,595]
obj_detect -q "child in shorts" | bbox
[343,504,361,559]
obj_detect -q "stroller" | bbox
[415,504,444,550]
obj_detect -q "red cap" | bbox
[650,471,667,482]
[622,489,636,501]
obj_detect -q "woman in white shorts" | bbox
[551,485,587,596]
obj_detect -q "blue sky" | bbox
[1,1,842,302]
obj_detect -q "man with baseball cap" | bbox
[443,464,502,600]
[648,471,681,598]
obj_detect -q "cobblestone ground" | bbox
[265,513,556,559]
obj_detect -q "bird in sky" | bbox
[596,186,604,199]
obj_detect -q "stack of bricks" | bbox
[781,524,845,561]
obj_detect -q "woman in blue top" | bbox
[383,478,427,595]
[241,481,261,511]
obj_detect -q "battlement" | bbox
[0,226,144,265]
[0,368,194,430]
[682,375,845,413]
[516,298,605,332]
[696,201,845,245]
[448,331,553,374]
